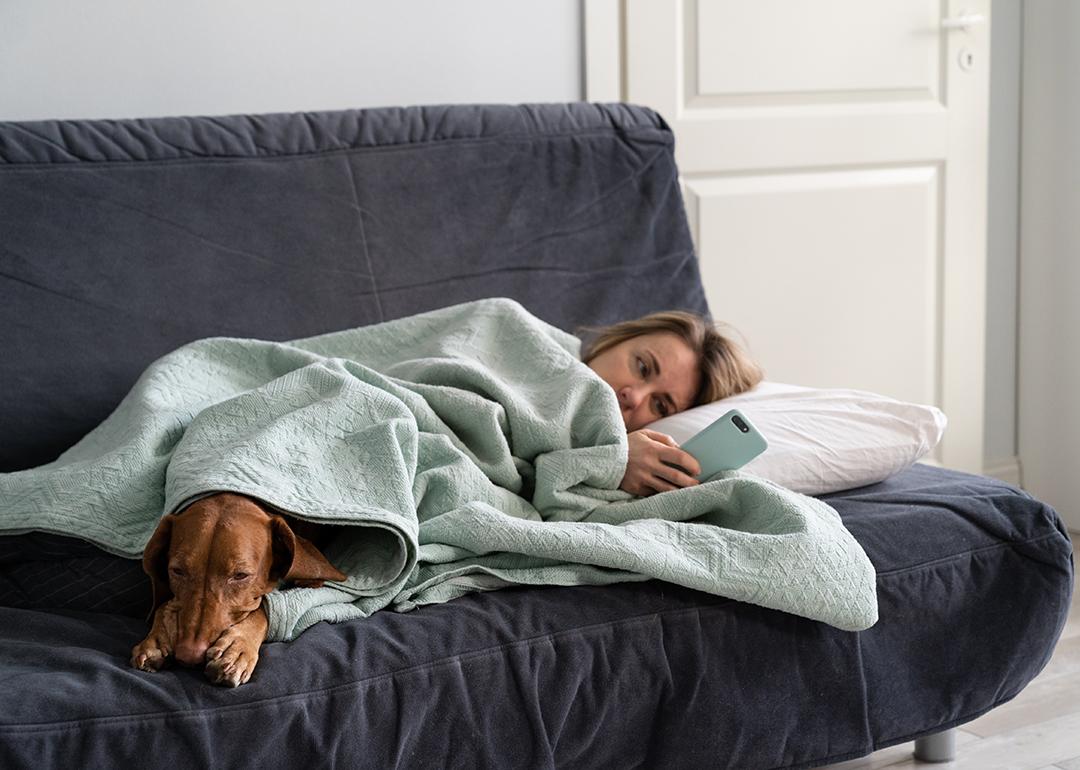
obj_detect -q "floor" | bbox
[823,565,1080,770]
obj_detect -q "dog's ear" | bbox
[142,515,174,614]
[270,516,347,588]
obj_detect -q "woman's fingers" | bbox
[648,477,680,493]
[626,468,697,497]
[637,430,701,477]
[658,446,701,479]
[655,463,699,488]
[640,429,679,447]
[645,435,701,488]
[621,429,705,496]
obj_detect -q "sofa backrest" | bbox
[0,103,707,471]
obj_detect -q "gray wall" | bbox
[985,0,1022,472]
[0,0,582,120]
[1018,1,1080,531]
[0,0,1022,475]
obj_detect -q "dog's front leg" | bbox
[204,605,269,687]
[131,598,181,672]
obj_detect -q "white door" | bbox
[586,0,990,473]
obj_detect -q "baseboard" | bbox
[983,456,1022,488]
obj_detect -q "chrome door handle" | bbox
[941,12,986,30]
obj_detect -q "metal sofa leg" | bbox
[914,728,957,762]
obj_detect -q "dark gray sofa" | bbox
[0,103,1072,769]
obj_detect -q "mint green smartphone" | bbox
[676,408,768,481]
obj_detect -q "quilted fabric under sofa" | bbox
[0,102,1073,769]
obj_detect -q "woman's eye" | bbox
[654,399,668,417]
[637,357,648,377]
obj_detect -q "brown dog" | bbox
[130,493,347,687]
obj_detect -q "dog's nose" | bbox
[174,639,210,667]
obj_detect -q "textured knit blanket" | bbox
[0,298,877,640]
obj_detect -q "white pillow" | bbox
[646,381,947,495]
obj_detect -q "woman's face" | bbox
[587,332,701,432]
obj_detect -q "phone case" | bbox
[678,408,768,480]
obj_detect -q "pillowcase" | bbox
[646,381,947,495]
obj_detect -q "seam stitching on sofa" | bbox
[0,598,741,733]
[340,154,383,321]
[873,532,1065,578]
[377,250,696,294]
[0,127,671,170]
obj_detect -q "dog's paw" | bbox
[130,636,172,673]
[204,628,260,687]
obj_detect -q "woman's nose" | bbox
[618,386,643,411]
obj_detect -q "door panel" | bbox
[692,0,942,105]
[687,166,939,410]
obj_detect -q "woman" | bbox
[581,311,763,498]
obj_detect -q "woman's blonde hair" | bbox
[579,310,764,408]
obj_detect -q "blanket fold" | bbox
[0,298,878,640]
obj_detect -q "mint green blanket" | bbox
[0,298,877,640]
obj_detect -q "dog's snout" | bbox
[174,639,210,667]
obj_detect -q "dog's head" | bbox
[142,493,347,666]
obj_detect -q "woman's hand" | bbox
[619,429,703,497]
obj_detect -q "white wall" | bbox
[0,0,582,121]
[1018,1,1080,531]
